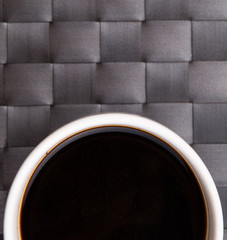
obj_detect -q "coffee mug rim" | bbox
[4,113,223,240]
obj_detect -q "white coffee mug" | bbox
[4,113,223,240]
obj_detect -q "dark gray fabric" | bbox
[4,0,52,22]
[0,107,7,148]
[218,187,227,228]
[193,21,227,61]
[101,22,141,62]
[194,104,227,143]
[0,0,227,237]
[8,23,49,63]
[147,63,189,102]
[0,65,3,104]
[0,191,7,234]
[4,64,53,105]
[95,63,145,104]
[142,103,193,144]
[147,0,227,21]
[142,21,191,62]
[189,0,227,20]
[0,150,3,190]
[2,148,34,189]
[8,106,51,147]
[0,23,7,64]
[102,104,142,115]
[51,104,101,131]
[193,144,227,187]
[189,62,227,102]
[97,0,145,21]
[53,0,96,21]
[0,0,2,21]
[146,0,189,20]
[50,22,100,63]
[54,64,95,104]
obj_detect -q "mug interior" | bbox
[19,126,208,240]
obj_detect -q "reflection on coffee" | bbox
[20,127,207,240]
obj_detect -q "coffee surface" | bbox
[21,128,207,240]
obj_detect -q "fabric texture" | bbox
[0,0,227,237]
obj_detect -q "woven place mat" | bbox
[0,0,227,238]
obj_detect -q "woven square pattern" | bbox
[0,0,227,237]
[146,0,189,20]
[97,0,145,21]
[0,23,7,64]
[142,21,191,62]
[193,21,227,60]
[101,22,141,62]
[3,64,53,105]
[53,0,96,21]
[8,106,51,147]
[8,23,49,63]
[50,22,100,62]
[147,63,189,102]
[4,0,52,22]
[95,63,146,103]
[54,64,95,104]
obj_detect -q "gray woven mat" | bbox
[0,0,227,238]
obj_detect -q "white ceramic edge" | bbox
[4,113,223,240]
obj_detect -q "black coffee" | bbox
[20,127,207,240]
